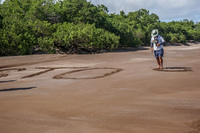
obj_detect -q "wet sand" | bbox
[0,43,200,133]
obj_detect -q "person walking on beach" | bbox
[150,29,165,69]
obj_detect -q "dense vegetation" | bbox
[0,0,200,56]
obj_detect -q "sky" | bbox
[88,0,200,22]
[1,0,200,22]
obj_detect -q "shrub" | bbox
[170,36,178,43]
[179,34,186,43]
[53,22,119,53]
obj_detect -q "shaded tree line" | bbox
[0,0,200,56]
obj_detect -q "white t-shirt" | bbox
[151,35,165,51]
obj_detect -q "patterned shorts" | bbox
[154,49,164,58]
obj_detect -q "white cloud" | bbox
[89,0,200,22]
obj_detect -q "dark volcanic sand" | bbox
[0,43,200,133]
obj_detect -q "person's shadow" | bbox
[153,67,192,72]
[0,80,16,83]
[0,87,36,92]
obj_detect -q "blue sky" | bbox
[1,0,200,22]
[88,0,200,22]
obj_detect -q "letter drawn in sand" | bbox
[1,67,123,79]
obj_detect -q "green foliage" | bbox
[188,26,200,41]
[179,34,186,43]
[158,20,200,43]
[53,23,119,51]
[0,0,36,55]
[28,20,52,37]
[0,5,2,28]
[0,0,200,56]
[37,37,54,53]
[135,29,145,44]
[106,17,136,47]
[170,35,178,43]
[126,9,159,45]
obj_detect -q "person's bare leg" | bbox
[159,56,163,69]
[156,58,160,68]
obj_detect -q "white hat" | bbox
[151,29,158,37]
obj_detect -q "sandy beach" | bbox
[0,43,200,133]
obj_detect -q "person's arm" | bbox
[157,35,165,46]
[151,43,153,48]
